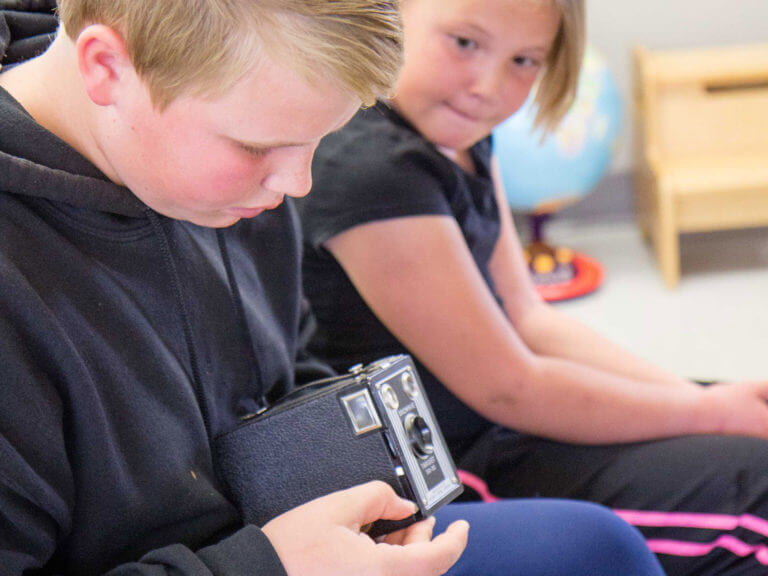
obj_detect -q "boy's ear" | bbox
[76,24,133,107]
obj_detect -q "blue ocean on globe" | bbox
[493,46,623,212]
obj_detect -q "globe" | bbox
[492,46,623,301]
[493,45,623,213]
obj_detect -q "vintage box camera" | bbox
[214,355,463,537]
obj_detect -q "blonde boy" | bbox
[0,1,467,574]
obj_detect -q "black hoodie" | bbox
[0,10,330,575]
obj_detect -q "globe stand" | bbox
[492,45,622,301]
[523,211,604,302]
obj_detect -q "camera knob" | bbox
[404,414,434,459]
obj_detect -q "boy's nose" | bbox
[262,148,314,198]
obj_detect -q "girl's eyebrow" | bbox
[446,21,490,39]
[447,19,552,55]
[519,46,550,57]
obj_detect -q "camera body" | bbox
[214,355,463,537]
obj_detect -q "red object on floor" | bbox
[535,252,604,302]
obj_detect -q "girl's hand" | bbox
[699,381,768,438]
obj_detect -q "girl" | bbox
[296,0,768,574]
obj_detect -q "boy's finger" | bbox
[381,515,435,546]
[399,516,437,546]
[326,481,418,527]
[381,519,469,576]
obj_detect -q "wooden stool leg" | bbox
[656,191,680,288]
[632,169,653,242]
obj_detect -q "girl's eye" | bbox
[513,56,541,68]
[454,36,478,51]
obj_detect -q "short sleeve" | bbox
[297,104,457,250]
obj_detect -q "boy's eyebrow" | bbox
[233,118,357,149]
[232,104,360,149]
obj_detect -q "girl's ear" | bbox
[76,24,133,107]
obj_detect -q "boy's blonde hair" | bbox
[57,0,403,109]
[533,0,585,132]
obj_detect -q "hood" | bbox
[0,5,145,217]
[1,2,57,67]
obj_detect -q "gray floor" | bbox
[534,216,768,382]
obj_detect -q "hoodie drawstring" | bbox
[145,208,212,439]
[216,229,268,411]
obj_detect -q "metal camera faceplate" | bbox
[366,357,461,514]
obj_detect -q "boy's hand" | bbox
[262,481,468,576]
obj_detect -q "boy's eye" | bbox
[239,143,271,157]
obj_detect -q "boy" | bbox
[0,1,468,573]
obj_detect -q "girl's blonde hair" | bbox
[533,0,585,132]
[57,0,403,109]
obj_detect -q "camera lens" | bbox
[381,383,399,410]
[404,414,434,459]
[401,371,419,399]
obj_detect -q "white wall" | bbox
[587,0,768,172]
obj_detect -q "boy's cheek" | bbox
[196,158,265,199]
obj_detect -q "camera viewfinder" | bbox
[341,389,383,435]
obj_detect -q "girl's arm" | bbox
[488,156,696,389]
[324,174,768,444]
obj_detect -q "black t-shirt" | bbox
[297,102,502,457]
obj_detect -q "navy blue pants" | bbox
[435,499,664,575]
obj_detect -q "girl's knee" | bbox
[436,500,663,575]
[561,503,664,575]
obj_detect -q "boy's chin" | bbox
[163,210,241,229]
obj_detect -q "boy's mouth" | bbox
[230,200,283,219]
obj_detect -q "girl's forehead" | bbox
[427,0,557,24]
[439,0,551,10]
[429,0,559,36]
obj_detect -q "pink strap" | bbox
[457,469,500,502]
[457,470,768,564]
